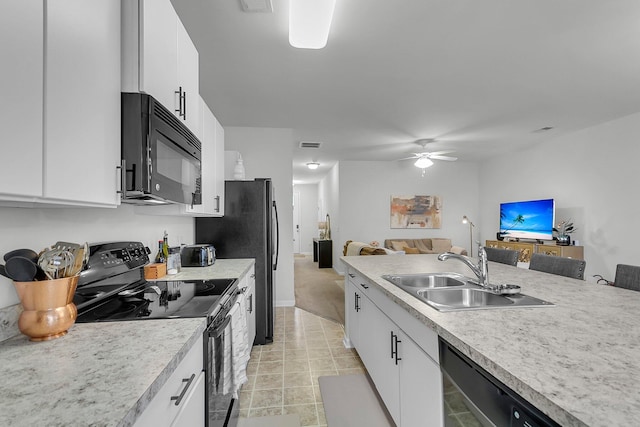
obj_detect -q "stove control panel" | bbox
[78,241,150,286]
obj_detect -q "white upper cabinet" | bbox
[0,0,121,207]
[123,0,201,138]
[0,2,43,198]
[45,0,121,206]
[187,98,224,216]
[177,19,200,135]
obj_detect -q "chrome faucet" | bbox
[438,243,489,288]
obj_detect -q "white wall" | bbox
[0,205,194,308]
[479,111,640,281]
[318,163,341,267]
[332,160,481,274]
[293,184,319,255]
[224,127,296,306]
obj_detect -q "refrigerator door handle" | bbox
[273,200,279,270]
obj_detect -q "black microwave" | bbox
[120,92,202,205]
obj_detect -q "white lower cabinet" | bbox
[134,335,204,427]
[345,268,443,427]
[397,329,443,426]
[170,371,205,427]
[359,297,401,423]
[345,279,361,349]
[245,267,257,346]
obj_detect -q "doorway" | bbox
[293,190,301,253]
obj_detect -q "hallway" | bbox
[293,254,345,325]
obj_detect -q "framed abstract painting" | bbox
[390,195,442,229]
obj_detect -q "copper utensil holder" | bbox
[13,275,79,341]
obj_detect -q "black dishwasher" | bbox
[439,338,560,427]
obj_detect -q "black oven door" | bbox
[205,309,239,427]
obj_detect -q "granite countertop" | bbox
[341,254,640,427]
[0,258,255,427]
[152,258,255,282]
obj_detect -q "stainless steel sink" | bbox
[382,273,553,312]
[418,288,513,309]
[381,273,467,288]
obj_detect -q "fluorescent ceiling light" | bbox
[240,0,273,13]
[414,157,434,169]
[307,162,320,170]
[289,0,337,49]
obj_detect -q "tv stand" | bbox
[486,240,583,263]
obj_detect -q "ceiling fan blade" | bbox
[396,156,418,161]
[426,150,454,156]
[429,154,458,161]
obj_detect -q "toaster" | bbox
[181,244,216,267]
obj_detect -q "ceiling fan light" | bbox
[414,157,433,169]
[307,162,320,170]
[289,0,337,49]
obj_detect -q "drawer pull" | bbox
[360,283,369,289]
[171,373,195,406]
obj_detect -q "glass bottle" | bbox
[155,240,166,263]
[162,231,169,261]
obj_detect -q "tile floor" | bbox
[239,306,365,426]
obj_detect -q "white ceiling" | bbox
[172,0,640,184]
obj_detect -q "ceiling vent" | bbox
[240,0,273,13]
[299,141,323,149]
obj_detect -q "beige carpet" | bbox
[319,374,395,427]
[294,254,345,325]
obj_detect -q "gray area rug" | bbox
[319,374,395,427]
[237,414,300,427]
[294,255,345,324]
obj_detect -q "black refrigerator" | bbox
[195,178,278,345]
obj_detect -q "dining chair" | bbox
[613,264,640,291]
[484,247,519,266]
[529,253,586,280]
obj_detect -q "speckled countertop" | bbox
[155,258,254,282]
[0,258,254,427]
[341,254,640,427]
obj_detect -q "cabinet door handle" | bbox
[215,195,221,212]
[354,292,360,312]
[170,373,195,406]
[174,86,186,119]
[248,293,253,314]
[183,90,187,120]
[360,283,369,289]
[390,331,395,359]
[391,332,402,365]
[116,162,124,195]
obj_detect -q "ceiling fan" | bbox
[398,139,458,173]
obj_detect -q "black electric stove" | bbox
[74,241,237,323]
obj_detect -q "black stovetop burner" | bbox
[74,241,237,323]
[76,278,237,323]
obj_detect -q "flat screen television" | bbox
[499,198,555,240]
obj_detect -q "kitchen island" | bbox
[0,259,254,427]
[342,254,640,427]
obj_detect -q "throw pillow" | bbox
[403,246,420,254]
[414,240,435,254]
[431,238,452,253]
[391,240,409,251]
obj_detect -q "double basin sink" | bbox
[381,273,553,312]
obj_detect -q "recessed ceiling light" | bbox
[307,162,320,170]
